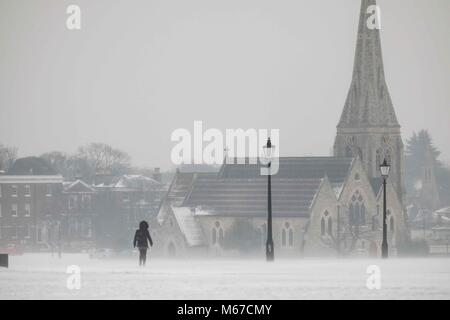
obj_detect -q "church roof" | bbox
[184,175,322,218]
[219,157,353,185]
[167,157,353,218]
[338,0,400,129]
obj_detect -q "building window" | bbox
[0,184,2,197]
[82,219,92,238]
[281,222,293,247]
[82,195,91,209]
[376,148,383,170]
[68,195,76,209]
[390,216,395,233]
[385,148,392,167]
[387,210,395,233]
[12,185,18,197]
[12,226,18,239]
[349,191,366,226]
[321,217,326,236]
[212,221,224,246]
[24,203,31,217]
[321,211,333,237]
[25,185,31,197]
[212,228,217,244]
[219,228,224,246]
[11,204,18,217]
[0,204,2,217]
[25,224,30,238]
[46,184,52,197]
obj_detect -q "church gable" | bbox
[338,157,377,209]
[304,176,340,255]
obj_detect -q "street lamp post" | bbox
[380,159,391,259]
[263,138,275,262]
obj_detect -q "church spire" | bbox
[338,0,399,129]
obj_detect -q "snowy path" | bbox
[0,254,449,299]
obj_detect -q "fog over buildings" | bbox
[0,0,449,169]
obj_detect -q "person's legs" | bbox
[139,248,145,266]
[142,248,147,266]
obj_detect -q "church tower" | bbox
[417,146,441,211]
[334,0,405,203]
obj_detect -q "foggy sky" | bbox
[0,0,449,170]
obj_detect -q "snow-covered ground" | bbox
[0,254,449,300]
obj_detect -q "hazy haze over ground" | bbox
[1,254,450,299]
[0,0,449,169]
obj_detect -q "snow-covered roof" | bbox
[172,207,205,247]
[64,179,96,193]
[114,175,161,189]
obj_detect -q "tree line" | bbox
[405,130,450,206]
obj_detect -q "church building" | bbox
[153,0,408,258]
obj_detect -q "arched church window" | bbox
[360,204,366,225]
[282,222,293,247]
[212,228,217,245]
[345,145,353,158]
[356,147,363,161]
[385,148,392,168]
[376,149,383,169]
[219,228,224,245]
[212,221,223,246]
[321,217,326,237]
[350,191,366,226]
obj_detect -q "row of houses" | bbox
[0,157,166,251]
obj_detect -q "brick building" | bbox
[0,157,63,249]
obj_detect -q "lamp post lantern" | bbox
[263,138,275,262]
[380,159,390,259]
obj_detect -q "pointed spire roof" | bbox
[338,0,400,129]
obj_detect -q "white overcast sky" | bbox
[0,0,449,169]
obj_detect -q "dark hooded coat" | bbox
[133,221,153,248]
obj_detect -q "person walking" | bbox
[133,221,153,266]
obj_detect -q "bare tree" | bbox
[77,143,131,178]
[0,144,18,171]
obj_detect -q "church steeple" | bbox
[338,0,399,129]
[334,0,405,204]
